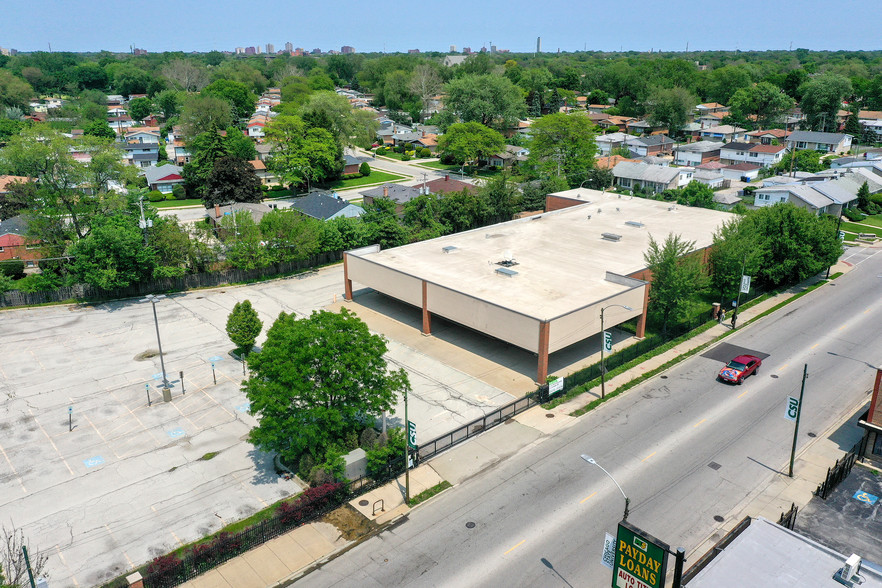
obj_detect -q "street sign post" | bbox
[407,420,417,449]
[604,331,613,353]
[788,365,808,478]
[611,520,669,588]
[549,377,564,396]
[739,275,751,294]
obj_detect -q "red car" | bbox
[718,354,762,384]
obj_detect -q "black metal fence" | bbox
[777,503,798,530]
[416,392,540,463]
[0,252,342,308]
[814,442,861,500]
[681,516,752,585]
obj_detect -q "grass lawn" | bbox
[841,221,882,236]
[855,214,882,228]
[153,198,203,209]
[418,161,501,178]
[324,170,407,190]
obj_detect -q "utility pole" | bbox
[788,364,808,477]
[825,213,844,279]
[404,387,410,504]
[732,254,747,329]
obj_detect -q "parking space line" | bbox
[580,491,597,504]
[642,452,656,462]
[85,414,121,459]
[110,389,162,445]
[504,539,526,555]
[231,471,269,508]
[29,408,75,477]
[865,308,872,314]
[55,545,80,587]
[200,388,235,418]
[28,349,46,370]
[103,525,134,567]
[0,442,27,493]
[170,530,184,546]
[694,418,706,428]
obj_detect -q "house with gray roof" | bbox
[786,131,852,154]
[289,192,364,221]
[754,172,862,215]
[628,135,674,157]
[612,161,691,193]
[673,141,724,166]
[360,183,422,215]
[143,165,184,194]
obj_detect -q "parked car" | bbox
[718,354,762,384]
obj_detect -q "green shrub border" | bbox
[408,480,452,507]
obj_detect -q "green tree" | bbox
[527,113,597,186]
[224,126,257,160]
[127,97,153,121]
[69,214,155,290]
[361,197,408,248]
[258,208,322,263]
[155,89,183,119]
[727,82,795,130]
[0,70,34,110]
[708,217,761,307]
[409,64,443,122]
[677,181,716,209]
[702,65,752,105]
[244,308,409,463]
[179,94,233,142]
[478,171,521,224]
[798,73,852,132]
[437,122,505,165]
[645,86,697,136]
[359,162,371,176]
[82,119,115,139]
[444,74,526,130]
[204,156,263,208]
[436,188,487,233]
[202,79,258,121]
[857,181,871,211]
[770,150,825,175]
[183,129,229,197]
[643,233,708,333]
[298,91,378,148]
[843,108,862,137]
[220,210,269,269]
[226,300,263,355]
[519,176,570,211]
[264,114,343,186]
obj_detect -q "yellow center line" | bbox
[839,325,846,331]
[779,363,789,371]
[580,491,598,504]
[738,389,750,399]
[810,343,819,349]
[865,308,872,314]
[642,452,656,462]
[504,539,526,555]
[694,419,706,428]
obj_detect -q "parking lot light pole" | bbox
[582,454,629,521]
[600,304,632,399]
[141,294,170,393]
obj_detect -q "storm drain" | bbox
[708,462,722,470]
[466,522,476,529]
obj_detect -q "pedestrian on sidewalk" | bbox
[719,309,726,324]
[731,311,738,329]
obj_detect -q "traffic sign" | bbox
[407,420,417,449]
[740,275,751,294]
[784,396,799,422]
[603,331,613,353]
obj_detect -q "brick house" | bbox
[0,215,41,268]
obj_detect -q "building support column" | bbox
[869,369,882,425]
[537,321,550,384]
[635,283,650,339]
[421,280,431,335]
[343,253,353,301]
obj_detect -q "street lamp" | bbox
[600,304,632,399]
[141,294,170,392]
[581,454,629,521]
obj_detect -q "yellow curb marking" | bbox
[642,452,656,462]
[504,540,526,555]
[580,491,598,504]
[694,419,706,428]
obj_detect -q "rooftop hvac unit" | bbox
[442,245,458,253]
[625,221,644,228]
[833,554,863,587]
[602,233,622,242]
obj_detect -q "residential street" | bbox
[296,247,882,587]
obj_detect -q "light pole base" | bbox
[162,387,172,402]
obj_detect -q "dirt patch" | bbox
[134,350,160,361]
[321,504,376,541]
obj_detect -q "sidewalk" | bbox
[180,260,858,588]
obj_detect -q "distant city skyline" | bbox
[3,0,882,54]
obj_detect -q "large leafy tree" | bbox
[676,181,716,209]
[179,94,233,142]
[298,91,378,148]
[645,86,697,136]
[264,114,342,187]
[160,59,210,92]
[258,208,322,263]
[204,156,263,208]
[708,217,762,306]
[244,308,409,463]
[183,129,229,197]
[202,79,258,121]
[527,113,597,186]
[728,82,795,130]
[226,300,263,355]
[0,70,34,110]
[643,233,708,333]
[437,122,505,165]
[798,73,852,132]
[220,210,269,270]
[127,97,153,122]
[769,150,825,175]
[69,214,155,290]
[701,65,752,105]
[444,74,526,130]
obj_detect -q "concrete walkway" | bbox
[181,259,862,588]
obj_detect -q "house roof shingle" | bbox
[787,131,850,144]
[0,215,28,237]
[612,161,680,184]
[289,192,363,220]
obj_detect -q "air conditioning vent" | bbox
[495,267,518,277]
[625,221,644,228]
[602,233,623,242]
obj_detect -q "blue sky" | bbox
[4,0,881,54]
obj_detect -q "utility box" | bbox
[344,448,367,480]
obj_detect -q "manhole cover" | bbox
[807,432,817,438]
[713,515,724,522]
[546,413,555,418]
[770,374,779,379]
[708,462,722,470]
[466,522,476,529]
[359,499,369,506]
[660,375,668,379]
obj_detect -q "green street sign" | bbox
[612,520,669,588]
[604,331,613,353]
[407,420,417,449]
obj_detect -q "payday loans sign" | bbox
[612,520,670,588]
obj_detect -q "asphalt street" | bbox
[296,247,882,587]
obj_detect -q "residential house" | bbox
[249,160,279,186]
[256,143,275,162]
[698,125,747,143]
[207,202,273,229]
[785,131,852,154]
[423,175,478,195]
[719,142,787,168]
[0,215,41,268]
[595,132,632,156]
[858,110,882,122]
[343,155,362,175]
[289,191,364,220]
[673,141,724,166]
[108,116,134,134]
[860,119,882,142]
[488,145,529,168]
[628,135,674,157]
[721,162,762,181]
[360,184,421,215]
[409,133,438,152]
[695,102,729,115]
[391,131,424,149]
[123,127,161,168]
[143,165,185,194]
[596,115,637,131]
[247,115,269,138]
[587,104,613,114]
[595,155,637,170]
[692,169,726,189]
[626,120,666,136]
[612,161,691,194]
[753,173,863,215]
[746,129,790,145]
[0,175,30,196]
[713,192,742,209]
[696,111,727,128]
[107,105,128,118]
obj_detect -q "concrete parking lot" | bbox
[0,265,517,586]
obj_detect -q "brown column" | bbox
[635,283,651,339]
[869,369,882,426]
[421,280,431,335]
[537,321,550,384]
[343,253,353,301]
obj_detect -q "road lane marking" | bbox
[580,491,597,504]
[779,364,789,371]
[0,442,27,493]
[866,308,872,314]
[738,389,750,399]
[55,545,80,587]
[694,419,706,428]
[810,343,819,349]
[504,540,526,555]
[642,452,656,462]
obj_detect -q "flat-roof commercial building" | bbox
[344,191,732,383]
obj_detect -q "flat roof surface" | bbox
[689,518,882,587]
[351,192,732,319]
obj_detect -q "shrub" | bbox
[298,453,315,478]
[172,184,187,200]
[165,193,176,200]
[260,184,270,192]
[271,185,285,191]
[439,152,456,164]
[359,427,379,449]
[359,162,371,176]
[843,208,866,221]
[365,428,406,479]
[0,260,25,278]
[146,554,182,576]
[419,148,432,158]
[401,153,411,161]
[394,144,405,154]
[147,190,165,202]
[13,273,59,292]
[742,185,757,195]
[375,146,386,155]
